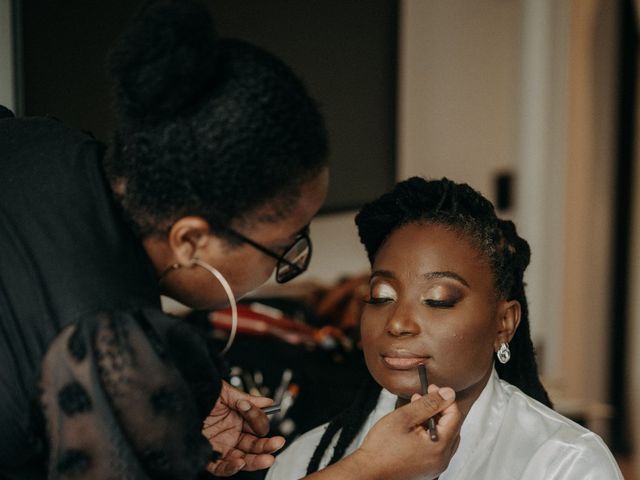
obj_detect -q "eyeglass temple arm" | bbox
[222,228,305,270]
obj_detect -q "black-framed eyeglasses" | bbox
[223,226,312,283]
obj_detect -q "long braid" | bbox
[306,375,381,474]
[493,220,552,407]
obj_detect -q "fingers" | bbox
[436,395,463,439]
[410,385,462,440]
[207,453,278,475]
[402,387,456,428]
[241,453,278,471]
[221,380,274,408]
[236,433,286,454]
[205,442,284,476]
[234,399,271,436]
[217,381,275,436]
[206,455,246,477]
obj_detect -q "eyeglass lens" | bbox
[276,235,311,283]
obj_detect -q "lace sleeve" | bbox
[40,309,221,479]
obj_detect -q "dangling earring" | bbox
[496,342,511,364]
[158,259,238,356]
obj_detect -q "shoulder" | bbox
[499,379,594,437]
[266,422,335,480]
[0,114,104,199]
[0,113,97,149]
[497,380,623,478]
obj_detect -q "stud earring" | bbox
[497,342,511,364]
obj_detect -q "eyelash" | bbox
[364,298,458,308]
[363,297,393,305]
[424,299,458,308]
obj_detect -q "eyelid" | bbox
[369,281,397,301]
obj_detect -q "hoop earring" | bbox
[497,342,511,364]
[190,258,238,356]
[158,259,238,356]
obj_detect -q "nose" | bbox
[385,303,421,337]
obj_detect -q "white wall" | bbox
[514,0,570,384]
[303,210,369,284]
[0,0,15,110]
[559,0,618,409]
[397,0,523,200]
[628,34,640,480]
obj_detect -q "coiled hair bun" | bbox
[108,0,218,122]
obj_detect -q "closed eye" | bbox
[424,299,458,308]
[364,297,394,305]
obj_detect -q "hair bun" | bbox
[108,0,218,121]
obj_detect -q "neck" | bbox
[142,234,174,283]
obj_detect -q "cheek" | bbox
[360,315,385,369]
[429,317,496,386]
[229,253,277,297]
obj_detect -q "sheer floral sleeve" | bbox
[40,309,221,479]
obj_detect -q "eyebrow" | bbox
[370,270,394,281]
[276,224,310,245]
[424,271,470,287]
[370,270,470,287]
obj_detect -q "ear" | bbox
[166,216,216,266]
[494,299,521,351]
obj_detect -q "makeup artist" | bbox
[0,1,461,479]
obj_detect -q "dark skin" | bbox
[143,170,329,475]
[361,222,520,417]
[140,173,464,478]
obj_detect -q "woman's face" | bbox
[361,222,508,406]
[161,168,329,309]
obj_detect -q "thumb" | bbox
[401,388,456,427]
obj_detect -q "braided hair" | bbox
[104,0,328,238]
[306,177,551,474]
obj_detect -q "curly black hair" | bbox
[104,0,328,238]
[307,177,551,474]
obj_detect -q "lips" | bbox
[381,350,429,370]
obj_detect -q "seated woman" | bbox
[267,177,623,479]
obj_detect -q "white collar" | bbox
[373,368,503,479]
[440,367,505,478]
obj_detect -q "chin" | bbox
[162,292,224,312]
[375,374,420,399]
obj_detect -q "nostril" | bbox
[386,318,420,336]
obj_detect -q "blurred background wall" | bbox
[1,0,637,476]
[0,0,16,111]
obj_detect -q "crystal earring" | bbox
[497,342,511,364]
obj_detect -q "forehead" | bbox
[233,168,329,241]
[373,222,492,284]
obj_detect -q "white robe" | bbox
[266,369,623,479]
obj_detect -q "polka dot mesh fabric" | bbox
[40,309,220,479]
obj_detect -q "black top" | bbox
[0,110,220,478]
